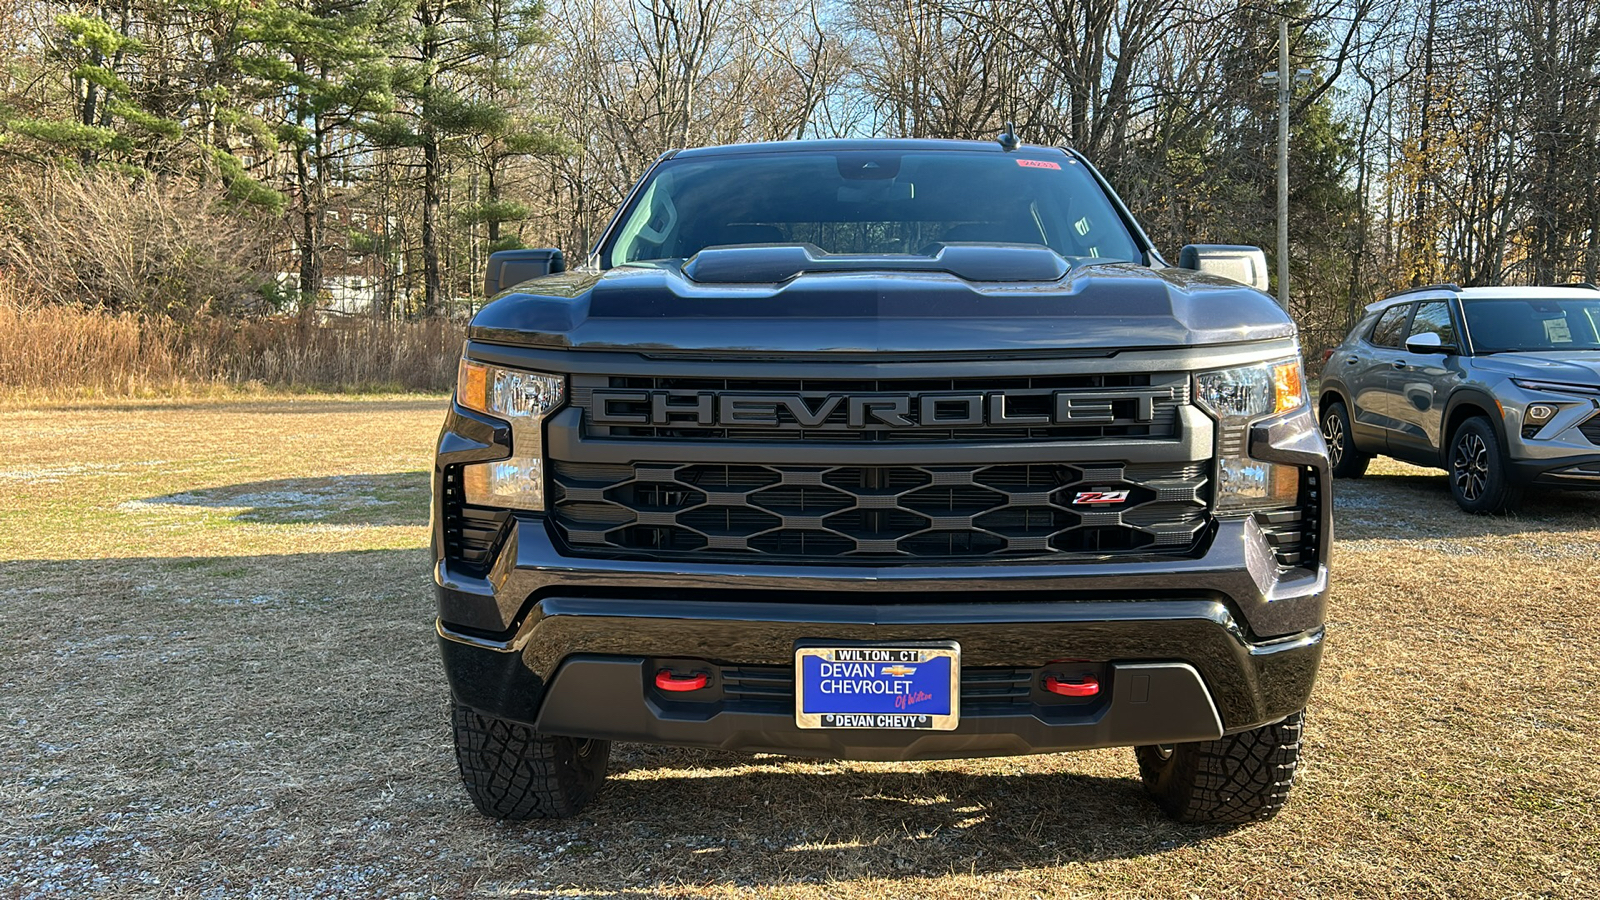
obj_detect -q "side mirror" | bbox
[1178,244,1270,293]
[485,248,565,297]
[1404,331,1454,354]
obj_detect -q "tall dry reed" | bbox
[0,277,464,397]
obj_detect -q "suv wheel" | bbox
[1320,400,1369,478]
[451,702,610,819]
[1448,417,1522,514]
[1135,711,1304,824]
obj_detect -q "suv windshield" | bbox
[603,149,1142,268]
[1462,297,1600,352]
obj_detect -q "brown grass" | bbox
[0,277,465,398]
[1,401,1597,898]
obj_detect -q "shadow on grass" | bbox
[132,472,429,526]
[1333,468,1600,541]
[523,762,1222,882]
[4,550,1231,892]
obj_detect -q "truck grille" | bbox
[571,373,1187,443]
[549,460,1208,560]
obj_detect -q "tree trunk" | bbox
[420,0,444,317]
[1412,0,1438,286]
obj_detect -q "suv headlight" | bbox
[1193,358,1305,512]
[456,359,565,511]
[1509,378,1600,396]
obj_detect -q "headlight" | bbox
[1194,358,1306,419]
[1193,358,1305,512]
[456,359,565,511]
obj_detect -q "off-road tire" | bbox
[451,702,610,820]
[1448,416,1522,514]
[1320,401,1369,478]
[1135,710,1304,825]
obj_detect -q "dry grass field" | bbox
[2,395,1597,899]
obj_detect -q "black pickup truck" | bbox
[432,138,1330,824]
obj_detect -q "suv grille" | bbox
[550,460,1208,560]
[572,373,1187,443]
[1581,414,1600,446]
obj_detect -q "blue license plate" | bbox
[794,644,960,730]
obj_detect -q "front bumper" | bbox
[432,350,1331,758]
[438,596,1323,760]
[1509,453,1600,487]
[1499,387,1600,484]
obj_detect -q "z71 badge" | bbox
[1072,490,1130,505]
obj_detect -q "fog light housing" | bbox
[1527,403,1557,423]
[463,457,546,509]
[1217,457,1300,511]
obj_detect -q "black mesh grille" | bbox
[551,460,1208,560]
[1581,414,1600,446]
[572,373,1188,443]
[440,466,509,571]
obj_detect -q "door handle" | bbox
[1344,357,1358,365]
[1392,360,1407,369]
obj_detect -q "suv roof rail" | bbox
[1546,281,1599,290]
[1384,283,1461,299]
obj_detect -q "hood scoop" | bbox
[680,242,1071,285]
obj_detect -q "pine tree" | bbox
[236,0,399,311]
[370,0,555,316]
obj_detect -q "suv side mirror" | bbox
[1178,245,1270,293]
[485,248,566,297]
[1404,332,1455,354]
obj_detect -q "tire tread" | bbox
[1136,711,1304,825]
[451,703,609,820]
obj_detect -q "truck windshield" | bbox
[1461,297,1600,352]
[603,149,1142,268]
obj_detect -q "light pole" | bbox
[1260,16,1312,312]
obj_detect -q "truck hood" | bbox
[466,256,1295,355]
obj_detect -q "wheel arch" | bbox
[1317,386,1348,420]
[1441,389,1508,467]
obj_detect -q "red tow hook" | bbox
[1043,674,1101,697]
[654,669,709,692]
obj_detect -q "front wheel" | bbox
[1448,417,1522,514]
[1135,711,1305,824]
[451,702,610,819]
[1321,400,1370,478]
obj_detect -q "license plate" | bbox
[794,643,960,730]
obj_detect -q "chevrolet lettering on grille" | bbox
[589,389,1173,430]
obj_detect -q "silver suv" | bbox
[1318,283,1600,513]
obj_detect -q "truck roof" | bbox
[670,138,1073,159]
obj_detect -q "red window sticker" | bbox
[1016,159,1062,170]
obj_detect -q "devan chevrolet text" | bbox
[431,138,1331,824]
